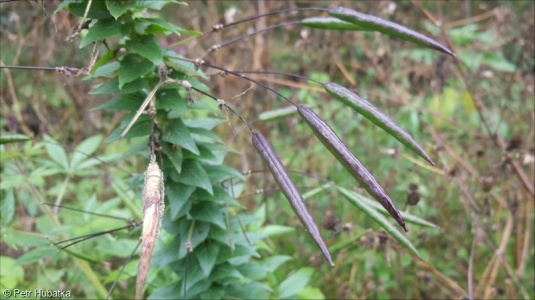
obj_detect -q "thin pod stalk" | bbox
[136,160,165,299]
[296,105,407,232]
[252,132,334,267]
[324,82,434,165]
[328,7,455,57]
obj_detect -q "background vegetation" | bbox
[1,0,533,299]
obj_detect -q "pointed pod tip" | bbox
[402,224,409,233]
[329,261,335,268]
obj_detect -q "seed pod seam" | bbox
[328,7,455,57]
[297,105,407,231]
[252,132,334,266]
[324,82,434,166]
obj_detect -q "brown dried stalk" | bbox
[136,160,165,299]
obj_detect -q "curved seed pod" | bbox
[324,82,434,166]
[300,17,370,31]
[297,105,407,232]
[136,161,165,300]
[252,132,334,267]
[328,7,455,57]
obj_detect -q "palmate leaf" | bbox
[328,7,454,56]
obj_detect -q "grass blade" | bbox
[297,105,407,232]
[338,187,421,259]
[354,193,439,230]
[0,134,31,145]
[328,7,454,56]
[324,82,434,165]
[252,132,334,267]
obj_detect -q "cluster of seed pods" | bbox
[248,7,453,265]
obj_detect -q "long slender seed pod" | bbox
[136,161,165,300]
[300,17,370,31]
[296,105,407,232]
[324,82,434,166]
[252,132,334,267]
[328,7,455,57]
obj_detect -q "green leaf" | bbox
[15,247,60,266]
[190,202,225,229]
[121,77,148,94]
[167,182,194,220]
[262,255,292,273]
[0,256,24,289]
[165,54,207,78]
[328,7,454,56]
[91,61,119,78]
[54,0,80,15]
[226,282,270,299]
[118,54,154,88]
[202,164,244,182]
[105,0,135,19]
[155,89,188,117]
[297,287,325,300]
[258,105,297,122]
[338,187,421,259]
[324,82,434,165]
[0,134,31,145]
[257,225,295,237]
[176,160,212,195]
[44,136,69,170]
[1,190,15,225]
[125,35,164,66]
[89,77,120,95]
[300,17,369,31]
[195,242,219,276]
[162,119,199,155]
[211,263,243,282]
[139,17,184,36]
[92,91,146,111]
[70,135,102,169]
[161,143,182,174]
[183,118,226,130]
[482,53,516,72]
[177,221,210,259]
[80,19,122,48]
[356,193,439,229]
[68,0,112,19]
[278,267,314,299]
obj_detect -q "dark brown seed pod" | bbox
[252,132,334,267]
[297,105,407,232]
[324,82,434,166]
[328,7,455,57]
[136,161,165,299]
